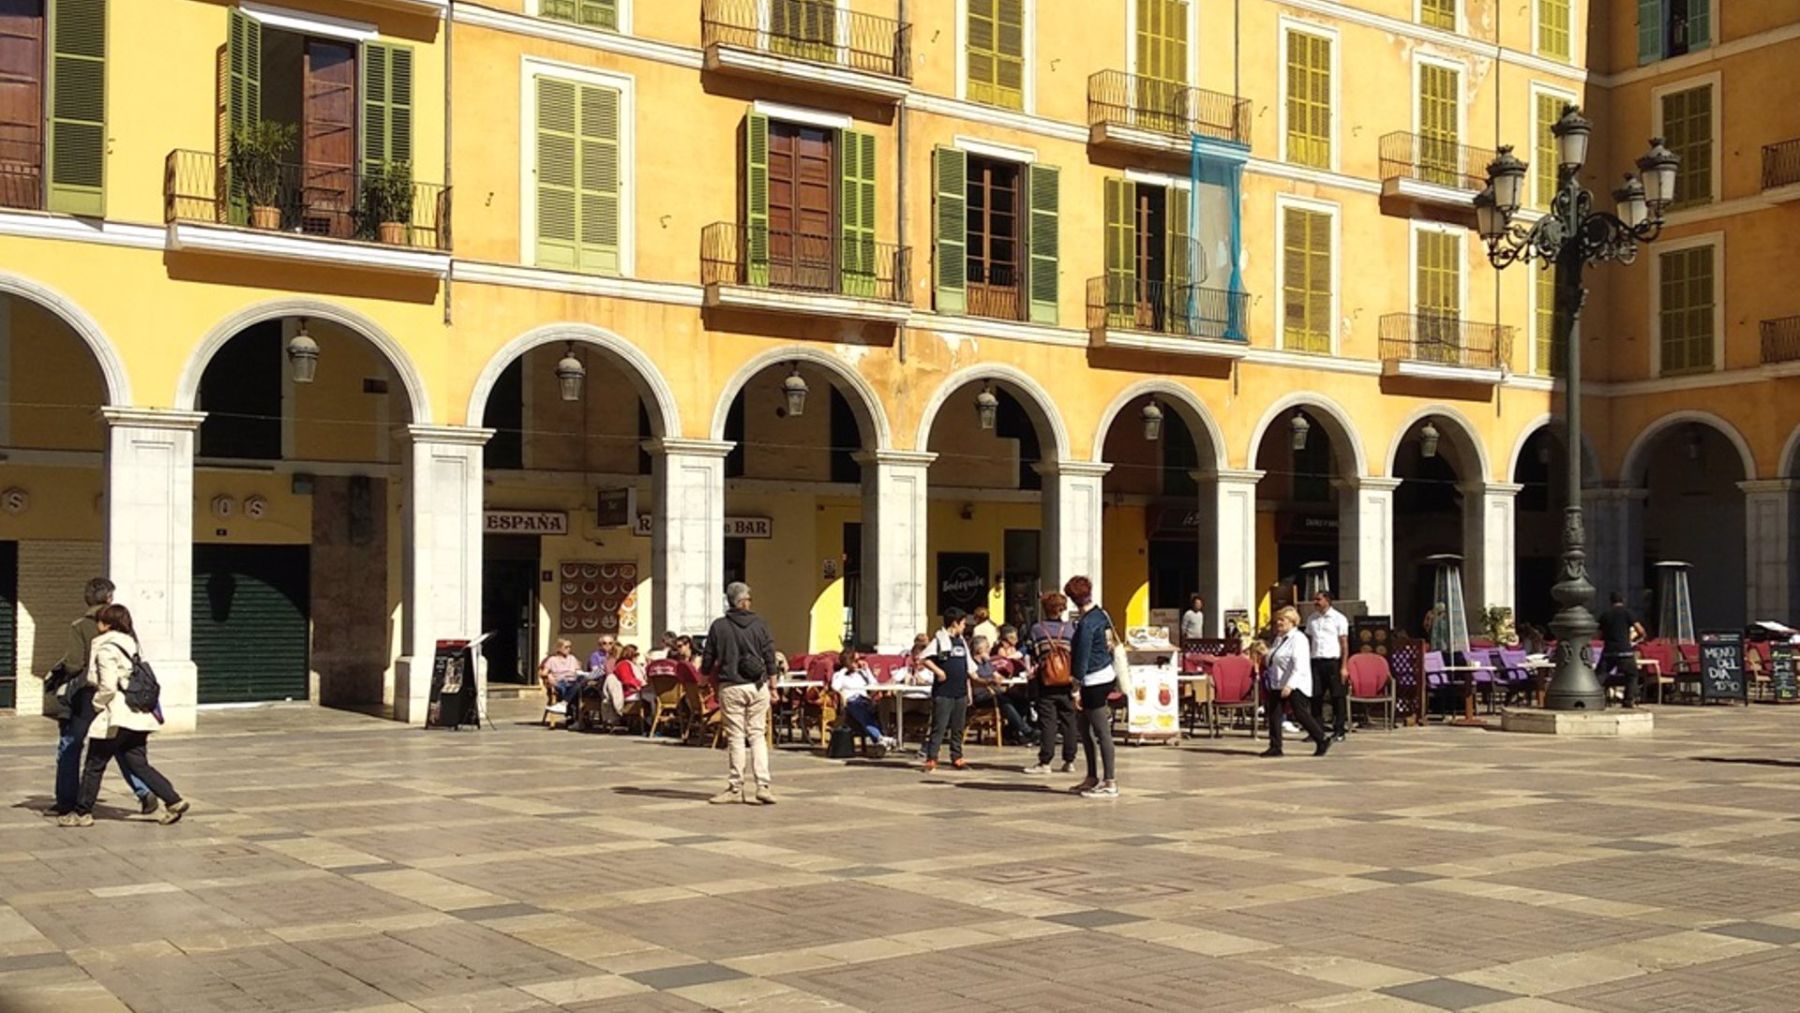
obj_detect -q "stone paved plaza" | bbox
[3,700,1800,1013]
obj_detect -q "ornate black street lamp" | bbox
[1476,106,1678,710]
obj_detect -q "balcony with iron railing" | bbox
[1763,139,1800,200]
[1763,315,1800,372]
[1378,131,1493,223]
[700,221,912,323]
[701,0,911,100]
[1087,71,1250,157]
[1085,276,1250,357]
[163,149,451,276]
[1379,312,1513,382]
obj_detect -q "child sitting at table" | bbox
[831,647,895,757]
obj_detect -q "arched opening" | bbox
[1253,405,1358,620]
[1390,413,1482,637]
[714,358,879,654]
[189,314,416,712]
[0,292,114,712]
[1629,420,1748,632]
[1509,423,1604,634]
[474,336,672,688]
[923,376,1062,633]
[1096,391,1223,633]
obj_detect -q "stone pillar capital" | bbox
[853,449,938,469]
[1035,459,1113,480]
[1335,476,1402,493]
[1738,479,1797,496]
[646,437,735,459]
[1459,480,1525,497]
[101,406,205,431]
[406,423,493,447]
[1213,468,1265,486]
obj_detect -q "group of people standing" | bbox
[45,578,188,827]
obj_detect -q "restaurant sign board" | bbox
[485,510,568,535]
[632,514,773,538]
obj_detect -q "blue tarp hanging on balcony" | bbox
[1190,132,1247,341]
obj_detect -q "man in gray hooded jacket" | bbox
[701,582,779,805]
[49,578,151,816]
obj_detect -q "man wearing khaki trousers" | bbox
[701,582,779,805]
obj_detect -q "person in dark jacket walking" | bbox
[1023,591,1078,775]
[1066,576,1119,799]
[48,578,151,817]
[701,582,780,805]
[920,608,972,772]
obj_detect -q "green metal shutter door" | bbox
[193,545,310,704]
[0,542,15,709]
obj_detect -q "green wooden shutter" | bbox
[744,112,769,286]
[1418,64,1459,187]
[1534,262,1558,376]
[1637,0,1660,63]
[967,0,1023,111]
[1167,185,1192,334]
[1286,31,1331,169]
[1662,86,1711,209]
[534,76,579,269]
[839,129,877,298]
[1103,177,1135,329]
[1538,0,1571,61]
[227,7,260,142]
[933,146,967,314]
[579,83,621,274]
[361,42,413,175]
[1419,0,1455,30]
[541,0,618,30]
[1688,1,1709,51]
[47,0,106,216]
[1534,93,1561,209]
[1026,163,1059,325]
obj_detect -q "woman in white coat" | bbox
[60,604,189,827]
[1261,606,1332,758]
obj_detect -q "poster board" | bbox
[936,553,990,615]
[558,561,639,636]
[426,639,480,730]
[1125,664,1180,741]
[1354,616,1393,657]
[1698,630,1746,703]
[1768,643,1797,703]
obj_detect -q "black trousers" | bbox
[925,696,967,761]
[1267,688,1327,754]
[75,730,180,816]
[1309,657,1346,735]
[1035,691,1078,765]
[1597,651,1640,706]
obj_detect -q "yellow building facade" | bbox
[0,0,1782,727]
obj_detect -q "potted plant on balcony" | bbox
[227,121,295,230]
[360,160,414,245]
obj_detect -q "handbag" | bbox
[827,724,858,759]
[1100,609,1134,697]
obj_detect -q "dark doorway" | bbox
[1003,528,1041,626]
[481,535,539,684]
[724,536,747,588]
[1148,538,1198,612]
[842,521,862,646]
[198,322,282,460]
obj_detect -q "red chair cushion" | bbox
[1210,655,1255,704]
[1345,653,1391,697]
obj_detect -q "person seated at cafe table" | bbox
[831,647,896,757]
[601,644,649,726]
[538,638,582,706]
[970,636,1038,746]
[993,626,1040,738]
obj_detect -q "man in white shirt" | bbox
[1305,591,1351,741]
[1180,594,1206,646]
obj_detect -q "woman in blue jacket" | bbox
[1065,576,1118,798]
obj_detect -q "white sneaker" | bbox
[1282,720,1301,734]
[1022,763,1051,775]
[1081,783,1120,799]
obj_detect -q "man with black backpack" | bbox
[702,582,780,805]
[45,577,153,818]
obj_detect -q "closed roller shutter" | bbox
[0,542,15,708]
[193,545,309,704]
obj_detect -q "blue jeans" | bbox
[56,687,149,811]
[844,697,884,742]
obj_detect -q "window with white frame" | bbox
[524,63,633,276]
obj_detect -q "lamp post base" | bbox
[1543,653,1607,711]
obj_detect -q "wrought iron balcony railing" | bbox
[1086,276,1249,341]
[0,136,42,211]
[1762,315,1800,365]
[1763,138,1800,191]
[1379,312,1512,370]
[1379,131,1494,192]
[701,222,910,303]
[1087,71,1250,146]
[163,149,451,251]
[701,0,911,80]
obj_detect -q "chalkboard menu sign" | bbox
[1769,643,1797,704]
[427,639,482,729]
[1698,630,1746,703]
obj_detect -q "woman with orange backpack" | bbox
[1022,590,1079,776]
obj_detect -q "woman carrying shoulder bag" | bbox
[1065,576,1119,799]
[60,604,189,828]
[1261,606,1332,759]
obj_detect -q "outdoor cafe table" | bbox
[1444,663,1491,726]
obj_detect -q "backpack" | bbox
[122,654,161,713]
[1035,623,1074,688]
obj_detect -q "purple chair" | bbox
[1491,648,1532,707]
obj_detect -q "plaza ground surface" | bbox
[2,699,1799,1013]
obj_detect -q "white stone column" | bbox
[652,438,732,638]
[1039,460,1112,602]
[1211,469,1263,633]
[857,450,934,651]
[1585,486,1646,602]
[395,425,489,725]
[1741,479,1796,623]
[102,408,204,733]
[1462,481,1521,619]
[1337,477,1400,617]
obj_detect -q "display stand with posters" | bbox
[427,636,491,730]
[1119,629,1180,744]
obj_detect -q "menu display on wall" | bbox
[1768,643,1797,703]
[1355,616,1393,657]
[558,561,639,636]
[936,552,990,615]
[1698,630,1746,703]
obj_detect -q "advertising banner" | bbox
[1125,664,1180,740]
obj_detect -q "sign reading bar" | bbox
[632,515,773,539]
[485,510,568,535]
[1698,630,1746,703]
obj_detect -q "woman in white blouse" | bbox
[1261,606,1332,758]
[831,648,895,756]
